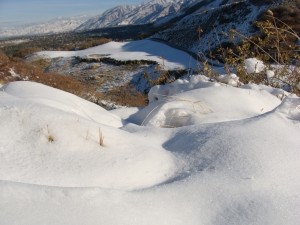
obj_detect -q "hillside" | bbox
[152,0,285,54]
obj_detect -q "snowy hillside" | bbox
[0,15,90,38]
[153,0,284,54]
[31,39,198,94]
[34,39,198,70]
[75,0,198,31]
[1,72,300,224]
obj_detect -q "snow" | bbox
[9,68,20,78]
[244,58,266,74]
[35,39,198,70]
[76,0,198,31]
[130,75,281,127]
[153,0,281,56]
[1,77,300,225]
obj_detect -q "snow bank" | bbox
[131,75,281,127]
[1,80,300,225]
[35,39,198,70]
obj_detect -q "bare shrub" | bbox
[220,11,300,94]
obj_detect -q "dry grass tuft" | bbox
[99,128,104,147]
[46,125,55,143]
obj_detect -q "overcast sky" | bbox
[0,0,145,28]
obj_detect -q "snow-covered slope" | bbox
[34,39,198,70]
[153,0,284,54]
[75,0,198,31]
[0,15,90,38]
[1,75,299,224]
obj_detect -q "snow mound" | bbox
[130,77,281,127]
[1,81,122,128]
[1,79,299,225]
[148,75,219,102]
[0,81,176,190]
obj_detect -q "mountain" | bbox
[152,0,285,55]
[0,16,90,38]
[75,0,198,31]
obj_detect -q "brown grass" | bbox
[0,51,88,96]
[105,84,148,107]
[260,3,300,35]
[0,51,150,107]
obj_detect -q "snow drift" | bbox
[0,78,299,225]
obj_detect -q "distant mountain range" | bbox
[0,16,90,38]
[1,0,294,59]
[0,0,198,37]
[75,0,198,31]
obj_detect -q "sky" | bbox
[0,0,145,28]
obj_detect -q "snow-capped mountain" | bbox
[75,0,198,31]
[0,16,91,38]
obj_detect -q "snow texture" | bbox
[244,58,266,74]
[0,75,299,225]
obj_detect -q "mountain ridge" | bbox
[75,0,198,31]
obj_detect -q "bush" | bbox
[220,11,300,94]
